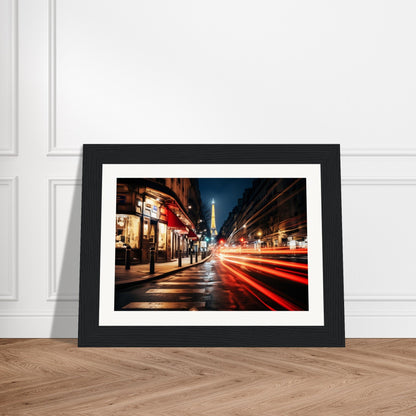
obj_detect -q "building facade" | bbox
[219,178,307,248]
[115,178,206,264]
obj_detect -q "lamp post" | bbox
[196,233,202,261]
[257,230,262,251]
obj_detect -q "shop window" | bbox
[136,198,142,214]
[158,222,167,251]
[149,223,156,244]
[115,215,140,248]
[143,218,149,239]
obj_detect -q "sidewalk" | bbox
[115,254,212,288]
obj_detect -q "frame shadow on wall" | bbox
[50,158,82,340]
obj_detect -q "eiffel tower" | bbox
[210,198,218,236]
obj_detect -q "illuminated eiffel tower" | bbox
[210,198,218,236]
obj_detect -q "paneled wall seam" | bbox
[342,177,416,185]
[1,307,416,318]
[47,0,56,155]
[346,296,416,301]
[0,177,18,300]
[0,311,77,317]
[47,146,416,159]
[47,178,81,301]
[342,149,416,157]
[0,0,18,156]
[346,311,416,317]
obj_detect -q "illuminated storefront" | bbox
[115,214,141,264]
[116,180,198,265]
[158,222,167,251]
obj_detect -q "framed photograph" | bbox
[78,144,344,346]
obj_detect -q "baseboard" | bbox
[0,315,415,338]
[0,316,78,338]
[345,316,416,338]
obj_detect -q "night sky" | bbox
[198,178,254,231]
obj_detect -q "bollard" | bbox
[149,247,155,274]
[190,251,193,264]
[195,249,198,262]
[125,246,131,270]
[178,249,182,267]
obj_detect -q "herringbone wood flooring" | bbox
[0,339,415,415]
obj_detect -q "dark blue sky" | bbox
[198,178,254,231]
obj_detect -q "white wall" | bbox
[1,0,415,337]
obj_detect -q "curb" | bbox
[116,254,213,289]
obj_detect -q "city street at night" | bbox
[115,177,309,311]
[115,248,308,311]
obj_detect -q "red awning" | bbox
[187,230,198,240]
[167,209,187,231]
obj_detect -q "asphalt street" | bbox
[115,252,308,311]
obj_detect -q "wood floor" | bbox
[0,339,415,415]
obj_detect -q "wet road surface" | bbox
[115,252,308,311]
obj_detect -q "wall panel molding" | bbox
[47,178,81,301]
[342,177,416,186]
[0,310,77,317]
[342,177,416,305]
[45,0,416,158]
[0,177,18,300]
[0,314,414,338]
[346,311,416,317]
[1,302,414,319]
[0,0,18,156]
[346,295,416,301]
[47,0,57,155]
[1,309,414,318]
[345,298,416,321]
[342,149,416,157]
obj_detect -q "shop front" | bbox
[140,196,160,263]
[167,208,190,258]
[116,181,198,265]
[115,214,141,265]
[156,206,168,262]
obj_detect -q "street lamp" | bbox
[196,233,202,261]
[197,233,202,251]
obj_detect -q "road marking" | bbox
[122,302,206,310]
[156,282,216,286]
[179,296,192,301]
[146,288,205,294]
[168,279,207,282]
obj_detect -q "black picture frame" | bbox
[78,144,345,347]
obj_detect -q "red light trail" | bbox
[220,254,308,271]
[220,248,308,255]
[220,262,302,311]
[220,256,308,285]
